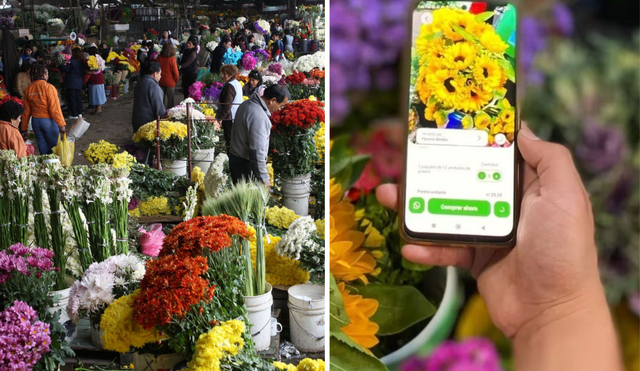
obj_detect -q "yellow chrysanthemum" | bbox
[473,54,504,90]
[443,42,477,71]
[250,234,310,286]
[100,290,163,353]
[315,219,325,239]
[266,206,300,229]
[297,358,325,371]
[133,121,187,143]
[191,166,206,192]
[111,151,136,171]
[476,24,509,54]
[84,140,119,164]
[314,122,325,163]
[339,282,379,349]
[273,361,297,371]
[330,179,376,283]
[267,163,274,183]
[128,207,141,218]
[138,196,172,216]
[186,320,245,371]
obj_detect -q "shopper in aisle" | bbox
[13,60,33,98]
[210,36,231,74]
[132,61,165,133]
[229,84,290,186]
[60,48,85,119]
[180,36,199,95]
[0,100,26,158]
[21,65,66,155]
[86,47,107,115]
[271,33,284,61]
[218,64,243,153]
[157,42,179,109]
[283,29,295,54]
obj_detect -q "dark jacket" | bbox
[210,44,227,74]
[218,81,237,121]
[60,59,84,90]
[271,39,284,60]
[132,75,166,133]
[180,48,198,75]
[242,83,258,97]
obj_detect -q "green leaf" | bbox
[330,336,388,371]
[330,154,371,191]
[475,11,495,23]
[330,275,350,334]
[452,24,479,43]
[497,58,516,83]
[351,283,437,336]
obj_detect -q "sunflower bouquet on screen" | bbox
[330,138,451,371]
[410,5,516,147]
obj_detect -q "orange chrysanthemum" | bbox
[339,283,380,349]
[329,179,376,283]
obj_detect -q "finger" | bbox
[402,244,474,270]
[517,126,584,195]
[376,183,399,210]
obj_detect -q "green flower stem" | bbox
[64,198,91,270]
[47,189,66,291]
[33,184,49,250]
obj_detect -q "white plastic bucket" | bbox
[281,173,311,216]
[68,118,90,140]
[161,159,187,177]
[287,284,325,352]
[244,283,273,351]
[48,280,77,343]
[133,353,184,371]
[192,147,215,174]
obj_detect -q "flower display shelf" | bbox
[137,215,183,223]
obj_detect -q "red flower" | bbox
[270,99,324,131]
[285,71,306,85]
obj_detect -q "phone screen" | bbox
[404,1,518,242]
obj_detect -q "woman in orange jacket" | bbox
[21,64,66,155]
[156,42,179,109]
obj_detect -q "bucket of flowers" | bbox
[47,18,64,34]
[132,120,189,176]
[144,28,158,41]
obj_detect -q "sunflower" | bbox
[418,36,447,64]
[433,8,475,42]
[458,81,493,113]
[474,111,492,131]
[424,102,438,121]
[443,42,477,71]
[476,24,509,54]
[473,54,503,91]
[430,69,464,108]
[339,282,380,349]
[416,64,435,105]
[330,179,377,283]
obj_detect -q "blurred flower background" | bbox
[330,0,639,369]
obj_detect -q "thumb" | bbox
[518,125,584,195]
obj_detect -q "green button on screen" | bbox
[427,198,491,217]
[494,201,511,218]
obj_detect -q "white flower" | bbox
[275,217,317,261]
[78,38,86,46]
[206,41,219,52]
[292,52,325,73]
[154,44,162,53]
[204,153,229,198]
[114,277,126,287]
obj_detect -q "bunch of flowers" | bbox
[249,233,309,286]
[266,205,300,229]
[0,243,54,285]
[0,301,51,370]
[203,82,224,101]
[236,17,246,24]
[133,120,189,160]
[286,71,306,85]
[186,319,245,370]
[100,290,163,353]
[241,52,257,70]
[273,359,325,371]
[59,166,91,270]
[47,18,64,33]
[309,68,325,80]
[285,50,295,61]
[84,140,119,164]
[189,81,206,101]
[0,13,15,29]
[203,153,229,199]
[221,49,243,66]
[314,121,325,162]
[206,41,219,52]
[56,52,71,66]
[275,217,324,281]
[268,63,284,76]
[236,74,250,84]
[200,24,210,30]
[130,195,172,216]
[252,49,270,62]
[292,51,325,72]
[412,7,514,146]
[85,164,115,263]
[145,28,159,40]
[111,151,137,171]
[67,254,145,323]
[254,20,270,34]
[399,338,502,371]
[167,101,207,121]
[191,119,220,149]
[0,95,23,107]
[110,167,133,254]
[270,99,324,178]
[86,55,100,71]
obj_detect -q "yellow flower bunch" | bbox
[120,61,136,73]
[414,7,513,140]
[265,206,300,229]
[111,151,137,171]
[285,50,295,61]
[130,44,142,53]
[138,196,172,216]
[100,290,163,353]
[133,121,188,143]
[250,234,310,286]
[191,166,206,192]
[308,96,317,101]
[297,359,325,371]
[186,320,245,371]
[243,96,249,102]
[128,207,141,218]
[87,55,99,71]
[84,140,119,164]
[106,52,124,63]
[315,219,325,239]
[330,178,379,349]
[273,362,297,371]
[267,163,274,183]
[199,105,216,118]
[314,122,325,163]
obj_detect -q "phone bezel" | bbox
[399,0,522,248]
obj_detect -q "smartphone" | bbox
[400,1,520,248]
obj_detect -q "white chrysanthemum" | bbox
[275,217,318,261]
[204,153,229,199]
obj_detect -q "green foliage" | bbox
[329,135,370,191]
[191,119,219,149]
[128,163,196,212]
[104,72,117,86]
[270,128,318,179]
[199,72,223,85]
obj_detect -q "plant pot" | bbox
[161,159,187,177]
[120,70,129,81]
[114,71,123,85]
[133,353,185,371]
[48,276,78,343]
[192,147,215,174]
[381,266,460,368]
[281,173,311,216]
[288,284,325,352]
[244,283,273,351]
[90,315,104,349]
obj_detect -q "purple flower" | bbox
[575,121,626,174]
[242,53,257,70]
[553,3,574,36]
[204,84,223,101]
[520,17,547,86]
[268,63,283,75]
[129,198,141,210]
[605,169,635,215]
[400,356,428,371]
[0,301,51,369]
[421,338,503,371]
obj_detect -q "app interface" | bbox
[405,2,517,237]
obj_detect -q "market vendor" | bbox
[242,69,263,97]
[131,61,165,133]
[0,100,27,158]
[210,36,231,74]
[218,64,243,154]
[229,84,290,187]
[21,65,66,155]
